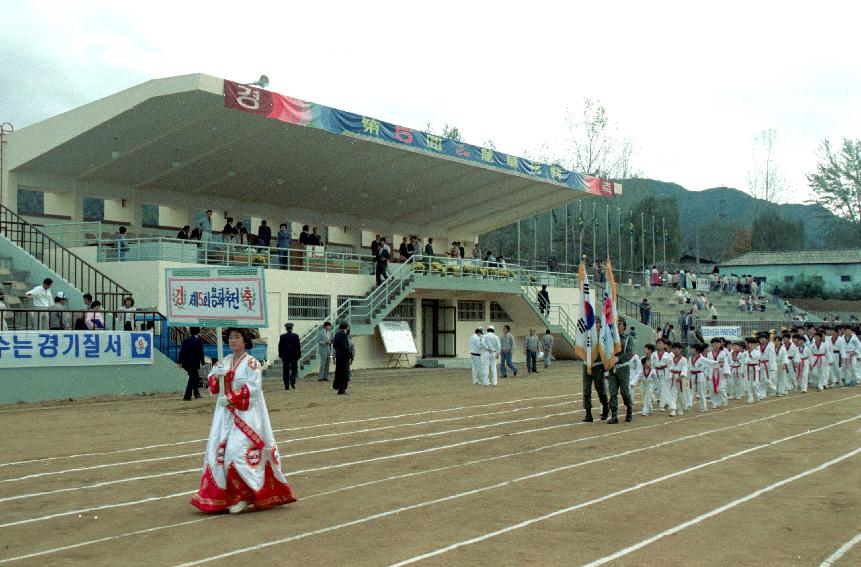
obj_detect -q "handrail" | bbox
[0,205,132,310]
[616,293,662,329]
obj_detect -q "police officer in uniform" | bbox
[606,319,635,423]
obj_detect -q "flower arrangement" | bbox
[487,268,499,277]
[431,262,446,273]
[462,264,476,274]
[478,267,488,276]
[446,264,461,274]
[253,255,268,267]
[529,275,538,283]
[414,261,426,271]
[498,268,512,278]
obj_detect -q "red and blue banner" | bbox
[223,80,595,193]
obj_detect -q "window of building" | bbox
[335,295,362,321]
[457,300,485,321]
[490,301,512,321]
[16,188,44,216]
[783,275,795,283]
[384,298,416,332]
[288,294,330,320]
[142,204,159,227]
[83,197,105,221]
[841,275,852,282]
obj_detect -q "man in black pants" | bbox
[375,237,390,285]
[278,322,301,390]
[178,327,205,401]
[582,358,609,422]
[333,321,352,395]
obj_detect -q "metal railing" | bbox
[0,308,176,359]
[617,294,663,329]
[0,205,131,310]
[522,283,578,341]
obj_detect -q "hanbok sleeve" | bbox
[227,357,262,412]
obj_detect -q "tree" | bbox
[699,220,742,260]
[750,209,804,251]
[807,138,861,240]
[425,122,462,142]
[565,99,614,176]
[724,227,752,259]
[746,129,784,204]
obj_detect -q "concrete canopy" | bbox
[7,73,606,236]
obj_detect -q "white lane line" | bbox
[0,407,581,484]
[0,393,581,469]
[172,406,861,565]
[0,394,845,562]
[582,448,861,567]
[390,418,861,567]
[821,532,861,567]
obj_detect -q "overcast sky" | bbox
[3,0,859,204]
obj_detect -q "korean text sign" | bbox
[165,267,268,328]
[0,331,154,368]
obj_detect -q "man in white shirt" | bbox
[481,325,501,386]
[469,328,484,385]
[26,278,53,329]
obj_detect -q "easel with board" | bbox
[377,321,417,369]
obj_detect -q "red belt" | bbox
[812,353,825,369]
[759,360,770,380]
[671,369,684,388]
[746,364,758,381]
[711,369,721,393]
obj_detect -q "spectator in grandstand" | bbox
[651,266,660,286]
[257,220,272,247]
[222,217,235,237]
[639,297,651,325]
[26,278,53,329]
[49,292,67,330]
[484,250,497,266]
[119,296,136,331]
[238,226,250,246]
[375,237,390,285]
[371,234,381,258]
[277,223,290,269]
[497,255,507,268]
[399,237,410,261]
[596,261,604,282]
[299,225,311,245]
[458,242,465,259]
[177,225,190,240]
[449,241,461,258]
[310,226,323,245]
[709,303,718,321]
[472,242,481,260]
[189,227,201,240]
[84,300,105,330]
[408,236,419,258]
[115,226,129,261]
[178,327,205,401]
[424,238,435,256]
[538,284,550,316]
[199,210,213,243]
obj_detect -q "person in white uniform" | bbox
[482,325,502,386]
[469,327,485,385]
[25,278,53,330]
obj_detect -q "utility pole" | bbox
[640,211,645,273]
[516,219,521,264]
[564,203,569,267]
[662,217,666,268]
[651,214,656,268]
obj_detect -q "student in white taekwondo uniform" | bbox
[652,338,673,412]
[792,333,811,392]
[688,343,723,412]
[481,325,502,386]
[825,327,842,387]
[743,337,761,403]
[756,333,776,399]
[469,328,485,385]
[667,342,689,417]
[809,331,833,391]
[836,327,861,387]
[777,333,798,396]
[639,344,656,416]
[705,338,730,409]
[728,341,745,400]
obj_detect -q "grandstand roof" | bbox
[6,73,616,236]
[721,249,861,266]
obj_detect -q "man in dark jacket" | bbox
[178,327,205,400]
[332,322,352,395]
[538,284,550,315]
[278,322,301,390]
[375,237,390,286]
[257,220,272,247]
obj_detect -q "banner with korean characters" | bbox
[0,331,154,368]
[165,267,268,328]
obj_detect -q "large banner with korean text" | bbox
[165,267,268,328]
[0,331,154,368]
[223,80,592,193]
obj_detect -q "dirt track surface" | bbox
[0,363,859,566]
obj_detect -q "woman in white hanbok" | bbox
[191,328,296,513]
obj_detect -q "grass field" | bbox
[0,363,859,566]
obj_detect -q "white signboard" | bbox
[165,267,267,328]
[377,321,417,354]
[0,331,154,368]
[701,326,743,342]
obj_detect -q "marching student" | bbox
[652,338,673,412]
[728,341,745,400]
[809,331,833,391]
[792,333,811,393]
[836,326,861,387]
[826,327,842,387]
[688,343,723,413]
[777,333,798,396]
[743,337,761,404]
[705,338,730,409]
[640,356,656,416]
[757,333,776,399]
[667,342,689,417]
